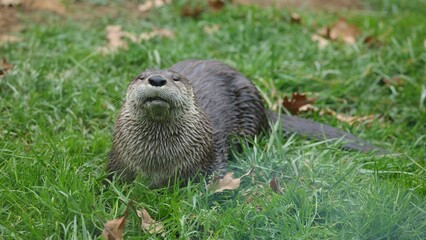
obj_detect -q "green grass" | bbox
[1,0,425,238]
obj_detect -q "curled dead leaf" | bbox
[335,114,376,125]
[379,76,404,87]
[282,93,316,115]
[137,208,164,234]
[139,28,175,41]
[363,36,382,48]
[327,18,360,44]
[181,1,203,17]
[99,26,174,54]
[314,18,360,46]
[207,0,225,11]
[0,58,13,77]
[207,168,254,193]
[102,209,129,240]
[320,108,377,126]
[290,12,301,24]
[99,25,129,53]
[311,34,329,49]
[269,176,284,194]
[0,35,22,45]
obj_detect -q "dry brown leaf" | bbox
[269,176,284,194]
[207,168,254,193]
[298,103,318,113]
[99,25,128,53]
[137,208,164,234]
[311,34,329,49]
[320,108,377,125]
[335,113,376,125]
[290,12,301,24]
[379,76,404,87]
[102,209,129,240]
[138,0,170,13]
[328,18,360,44]
[99,26,174,54]
[315,18,360,46]
[0,35,22,45]
[207,0,225,11]
[181,1,203,17]
[363,36,382,48]
[0,58,13,77]
[106,25,128,49]
[203,24,220,34]
[282,93,316,115]
[139,28,174,41]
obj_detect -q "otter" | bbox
[107,60,385,187]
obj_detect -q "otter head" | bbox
[125,69,196,121]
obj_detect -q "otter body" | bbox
[108,60,384,187]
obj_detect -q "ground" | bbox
[0,0,425,239]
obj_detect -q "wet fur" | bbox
[107,60,385,187]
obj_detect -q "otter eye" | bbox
[172,75,181,81]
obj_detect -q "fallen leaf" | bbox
[0,35,22,45]
[363,35,382,48]
[315,18,360,45]
[138,0,170,13]
[379,76,404,87]
[137,208,164,234]
[207,0,225,11]
[207,168,254,193]
[139,28,174,41]
[320,108,377,125]
[99,25,129,53]
[327,18,360,44]
[0,58,13,77]
[290,12,301,24]
[203,24,220,34]
[99,26,174,54]
[181,1,203,17]
[311,34,329,49]
[282,93,316,115]
[102,209,129,240]
[269,176,284,194]
[335,114,376,125]
[298,104,318,112]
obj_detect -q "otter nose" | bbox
[148,75,167,87]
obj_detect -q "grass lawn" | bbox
[1,0,425,238]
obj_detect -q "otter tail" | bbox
[267,111,388,154]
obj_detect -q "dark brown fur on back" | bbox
[169,60,269,164]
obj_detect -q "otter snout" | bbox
[148,75,167,87]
